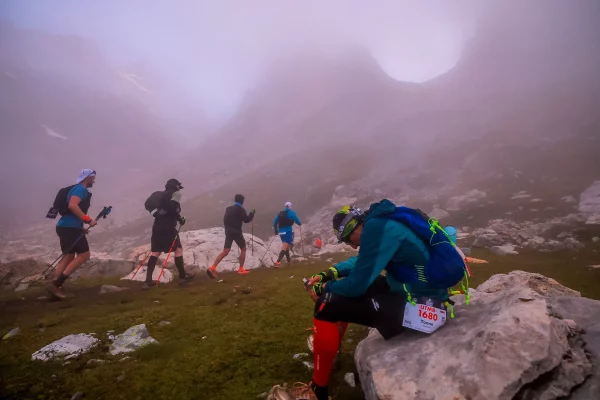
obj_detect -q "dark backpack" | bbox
[277,210,293,229]
[144,191,169,215]
[46,185,92,219]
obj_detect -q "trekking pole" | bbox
[130,250,151,280]
[258,235,277,267]
[156,226,181,286]
[42,206,113,279]
[251,221,254,256]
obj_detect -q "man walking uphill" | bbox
[273,201,302,267]
[48,169,97,300]
[207,194,255,278]
[143,178,195,289]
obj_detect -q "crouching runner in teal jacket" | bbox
[302,199,464,400]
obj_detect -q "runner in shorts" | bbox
[143,179,195,289]
[207,194,255,278]
[273,201,302,267]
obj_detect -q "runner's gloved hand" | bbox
[310,266,339,283]
[250,208,256,214]
[178,216,186,226]
[309,282,325,298]
[274,229,279,235]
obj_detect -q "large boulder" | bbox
[32,334,100,361]
[355,271,598,400]
[128,228,282,274]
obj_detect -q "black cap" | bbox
[165,178,183,191]
[234,194,245,205]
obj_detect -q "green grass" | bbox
[1,249,600,400]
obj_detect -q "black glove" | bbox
[178,216,186,226]
[274,229,279,235]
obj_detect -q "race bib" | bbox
[402,297,447,334]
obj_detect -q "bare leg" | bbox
[207,248,230,278]
[63,251,91,276]
[239,248,246,267]
[54,254,75,279]
[212,248,230,268]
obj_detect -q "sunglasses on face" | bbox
[338,215,359,244]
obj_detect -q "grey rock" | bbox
[32,334,99,361]
[446,189,487,211]
[302,361,314,370]
[99,285,129,294]
[579,181,600,214]
[14,283,29,292]
[355,271,593,400]
[109,324,158,355]
[429,208,450,220]
[490,244,519,255]
[293,353,308,360]
[344,372,356,388]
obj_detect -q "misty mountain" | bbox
[163,0,600,240]
[0,21,203,230]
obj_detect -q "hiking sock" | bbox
[146,256,158,283]
[174,256,185,278]
[310,382,329,400]
[312,319,340,388]
[285,250,291,262]
[53,273,69,287]
[277,250,285,263]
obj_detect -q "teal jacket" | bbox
[324,199,449,300]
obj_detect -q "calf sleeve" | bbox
[312,318,340,387]
[146,256,158,283]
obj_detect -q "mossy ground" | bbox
[1,248,599,400]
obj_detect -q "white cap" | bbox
[285,201,292,208]
[75,169,96,184]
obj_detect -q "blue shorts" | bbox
[279,231,294,244]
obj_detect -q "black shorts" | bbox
[56,226,89,255]
[224,231,246,249]
[314,276,408,340]
[151,229,182,253]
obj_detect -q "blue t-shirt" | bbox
[56,184,90,228]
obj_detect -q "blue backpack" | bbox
[382,206,470,303]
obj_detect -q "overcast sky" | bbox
[2,0,486,118]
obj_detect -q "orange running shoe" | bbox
[206,266,217,279]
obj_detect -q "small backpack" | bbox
[46,185,92,219]
[382,206,470,302]
[144,191,169,216]
[277,210,294,229]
